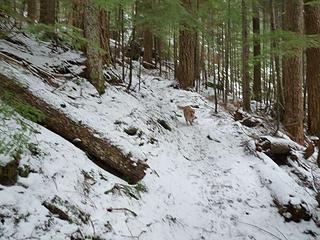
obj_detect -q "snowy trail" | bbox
[120,76,318,240]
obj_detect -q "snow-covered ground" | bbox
[0,35,320,240]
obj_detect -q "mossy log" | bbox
[0,73,148,184]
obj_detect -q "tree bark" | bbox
[39,0,55,25]
[72,0,84,30]
[282,0,304,144]
[27,0,39,22]
[99,9,112,66]
[143,27,154,69]
[178,0,196,90]
[224,0,231,105]
[0,73,148,184]
[242,0,251,111]
[178,28,196,89]
[304,0,320,135]
[252,3,261,102]
[83,0,105,95]
[270,0,284,125]
[173,30,178,79]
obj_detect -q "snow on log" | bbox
[0,73,148,184]
[257,136,299,155]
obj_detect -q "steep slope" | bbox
[0,35,319,240]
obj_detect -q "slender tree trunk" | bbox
[120,6,125,82]
[224,0,231,106]
[27,0,38,22]
[194,0,200,91]
[99,9,112,66]
[252,3,261,102]
[157,37,163,77]
[173,30,178,79]
[282,0,304,144]
[115,7,121,59]
[141,0,153,69]
[72,0,84,30]
[39,0,55,25]
[84,0,105,95]
[200,33,206,88]
[211,17,218,113]
[305,0,320,135]
[143,27,153,69]
[194,31,200,91]
[242,0,251,111]
[127,3,138,90]
[270,0,283,127]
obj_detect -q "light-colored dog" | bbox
[178,105,196,125]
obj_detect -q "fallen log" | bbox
[0,73,148,184]
[256,136,300,165]
[259,136,297,155]
[0,51,59,87]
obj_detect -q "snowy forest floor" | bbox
[0,34,320,240]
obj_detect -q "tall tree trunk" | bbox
[224,0,231,105]
[173,30,178,79]
[27,0,38,22]
[156,37,163,76]
[282,0,304,144]
[252,3,261,102]
[99,9,112,66]
[194,31,200,91]
[194,0,200,91]
[39,0,55,25]
[178,0,196,89]
[141,0,154,69]
[143,27,153,69]
[72,0,84,30]
[305,0,320,135]
[200,33,206,88]
[84,0,105,95]
[242,0,251,111]
[270,0,284,126]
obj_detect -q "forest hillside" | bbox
[1,0,320,239]
[0,32,320,240]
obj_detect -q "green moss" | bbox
[1,91,45,123]
[134,182,148,193]
[105,182,148,200]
